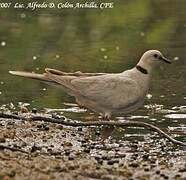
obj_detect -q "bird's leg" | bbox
[101,115,115,138]
[102,116,109,121]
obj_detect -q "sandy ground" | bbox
[0,112,186,180]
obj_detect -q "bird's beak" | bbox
[159,56,171,64]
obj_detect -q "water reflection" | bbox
[0,0,185,142]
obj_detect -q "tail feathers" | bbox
[9,71,51,82]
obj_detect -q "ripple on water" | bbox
[44,107,87,113]
[164,114,186,119]
[116,115,149,120]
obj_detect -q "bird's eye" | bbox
[153,54,158,58]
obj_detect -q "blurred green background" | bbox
[0,0,185,118]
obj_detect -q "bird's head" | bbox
[137,50,171,74]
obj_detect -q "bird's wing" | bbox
[46,69,141,109]
[71,74,141,109]
[45,68,107,77]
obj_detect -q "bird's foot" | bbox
[101,125,115,139]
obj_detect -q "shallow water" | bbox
[0,0,186,143]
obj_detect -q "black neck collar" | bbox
[136,65,148,74]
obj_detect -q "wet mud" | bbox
[0,106,186,180]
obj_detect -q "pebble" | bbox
[175,174,181,179]
[107,160,119,165]
[56,125,63,130]
[37,124,42,128]
[65,151,70,156]
[143,154,149,160]
[31,145,40,152]
[84,149,90,153]
[31,108,37,114]
[129,163,138,168]
[97,159,103,165]
[77,127,82,131]
[81,140,86,144]
[179,168,186,172]
[90,145,95,149]
[51,151,61,156]
[20,107,28,113]
[95,131,101,136]
[0,137,6,143]
[144,168,149,172]
[44,125,50,131]
[68,156,74,161]
[102,156,111,160]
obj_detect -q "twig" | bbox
[0,112,186,146]
[0,145,28,154]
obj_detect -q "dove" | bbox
[9,50,171,120]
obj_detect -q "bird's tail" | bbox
[9,70,51,82]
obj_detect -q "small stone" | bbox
[51,151,61,156]
[179,168,186,172]
[102,156,109,160]
[63,141,72,146]
[47,148,52,152]
[90,145,95,149]
[143,154,149,160]
[77,127,82,131]
[68,156,74,160]
[174,174,180,179]
[129,163,138,168]
[107,160,119,165]
[84,149,90,153]
[156,170,160,174]
[65,151,70,156]
[44,126,49,131]
[95,131,101,136]
[21,141,27,147]
[81,140,86,144]
[37,124,42,128]
[0,137,6,143]
[20,107,28,113]
[52,113,58,119]
[160,174,166,177]
[31,145,40,152]
[56,125,63,130]
[97,159,103,165]
[81,144,86,148]
[31,108,37,114]
[144,168,149,172]
[8,170,16,177]
[94,156,100,160]
[130,145,138,149]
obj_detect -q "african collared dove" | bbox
[9,50,171,120]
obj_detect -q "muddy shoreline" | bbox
[0,111,186,180]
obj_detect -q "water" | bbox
[0,0,186,142]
